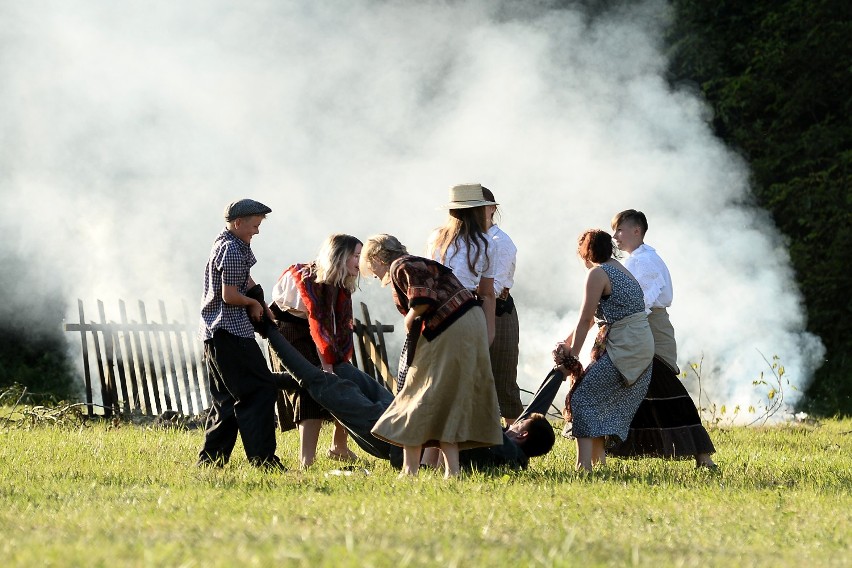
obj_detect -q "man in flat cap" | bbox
[197,198,287,470]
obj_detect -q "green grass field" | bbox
[1,411,850,567]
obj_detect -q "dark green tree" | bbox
[0,251,79,404]
[666,0,852,414]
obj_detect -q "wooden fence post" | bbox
[65,299,393,417]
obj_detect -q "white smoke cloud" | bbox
[0,0,823,420]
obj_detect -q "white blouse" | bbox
[426,229,495,290]
[271,270,308,319]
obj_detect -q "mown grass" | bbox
[1,412,850,567]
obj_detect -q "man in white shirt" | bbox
[611,209,716,469]
[613,218,677,373]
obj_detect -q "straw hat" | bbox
[443,183,498,209]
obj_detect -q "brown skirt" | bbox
[371,308,503,450]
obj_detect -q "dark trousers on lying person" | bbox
[265,321,564,470]
[265,325,403,466]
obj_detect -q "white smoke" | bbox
[0,0,824,420]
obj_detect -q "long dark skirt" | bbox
[607,357,715,459]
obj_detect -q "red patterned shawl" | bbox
[286,263,354,365]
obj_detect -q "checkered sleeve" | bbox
[217,241,250,290]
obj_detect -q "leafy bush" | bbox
[0,327,79,404]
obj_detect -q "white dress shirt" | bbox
[487,224,517,294]
[622,243,674,312]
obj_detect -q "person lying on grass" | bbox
[248,293,558,472]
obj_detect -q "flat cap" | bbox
[224,199,272,221]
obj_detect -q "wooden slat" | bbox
[75,300,95,418]
[158,301,182,414]
[172,325,196,414]
[360,330,396,392]
[374,318,392,373]
[111,326,133,413]
[352,318,375,378]
[117,300,143,412]
[177,329,199,414]
[90,324,112,416]
[358,302,396,387]
[182,300,208,413]
[109,323,133,414]
[129,315,154,415]
[97,301,126,414]
[139,301,164,415]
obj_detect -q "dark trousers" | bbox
[518,367,565,421]
[265,327,403,467]
[198,329,281,466]
[265,323,566,469]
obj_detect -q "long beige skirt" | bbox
[371,308,503,450]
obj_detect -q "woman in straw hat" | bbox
[360,234,503,478]
[421,183,503,469]
[427,184,498,345]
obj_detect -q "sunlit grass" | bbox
[1,412,850,567]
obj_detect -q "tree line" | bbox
[666,0,851,414]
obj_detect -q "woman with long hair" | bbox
[427,184,497,345]
[268,233,362,468]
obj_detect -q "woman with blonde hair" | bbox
[360,234,503,478]
[268,233,362,468]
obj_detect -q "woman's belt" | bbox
[495,290,515,316]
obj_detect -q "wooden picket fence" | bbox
[64,299,395,418]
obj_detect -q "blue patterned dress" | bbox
[569,263,653,442]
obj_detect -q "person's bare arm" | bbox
[223,281,264,321]
[477,276,497,345]
[404,304,430,332]
[567,267,609,357]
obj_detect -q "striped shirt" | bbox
[198,229,257,340]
